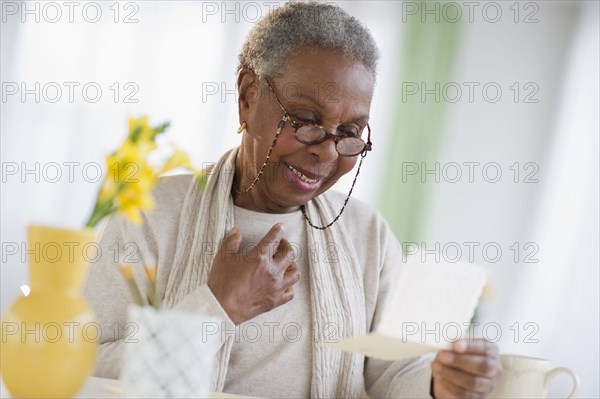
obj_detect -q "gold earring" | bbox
[236,122,247,134]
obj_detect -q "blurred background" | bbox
[1,1,598,397]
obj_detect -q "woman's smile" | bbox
[282,162,325,192]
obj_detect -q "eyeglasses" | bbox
[266,79,372,157]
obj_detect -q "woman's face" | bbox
[235,46,374,213]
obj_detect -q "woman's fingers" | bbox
[282,263,300,287]
[437,352,500,378]
[439,339,500,378]
[255,223,284,256]
[218,226,242,258]
[432,340,502,399]
[281,286,295,304]
[273,237,295,263]
[432,360,494,394]
[453,339,500,357]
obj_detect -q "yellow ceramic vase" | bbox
[1,225,98,398]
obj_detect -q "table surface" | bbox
[1,376,256,398]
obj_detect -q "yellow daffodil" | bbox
[128,116,154,143]
[161,148,193,174]
[120,264,135,279]
[85,116,191,228]
[144,265,157,282]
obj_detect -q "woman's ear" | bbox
[237,68,260,119]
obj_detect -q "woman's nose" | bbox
[308,136,339,163]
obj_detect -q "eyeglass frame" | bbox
[265,78,373,158]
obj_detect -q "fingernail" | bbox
[454,340,467,352]
[228,227,238,237]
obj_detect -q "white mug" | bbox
[488,354,579,399]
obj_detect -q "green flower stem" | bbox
[85,200,116,228]
[146,278,157,308]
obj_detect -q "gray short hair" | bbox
[237,2,379,81]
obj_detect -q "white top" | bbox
[225,206,312,397]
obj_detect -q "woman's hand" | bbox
[431,339,501,398]
[207,223,300,325]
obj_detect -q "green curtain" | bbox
[379,15,462,244]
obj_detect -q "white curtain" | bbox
[495,3,599,396]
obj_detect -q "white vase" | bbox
[120,305,217,398]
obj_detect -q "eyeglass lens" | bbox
[296,125,365,156]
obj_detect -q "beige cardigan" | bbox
[83,173,433,398]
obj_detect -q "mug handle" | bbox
[544,367,580,398]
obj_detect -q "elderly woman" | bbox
[85,2,501,398]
